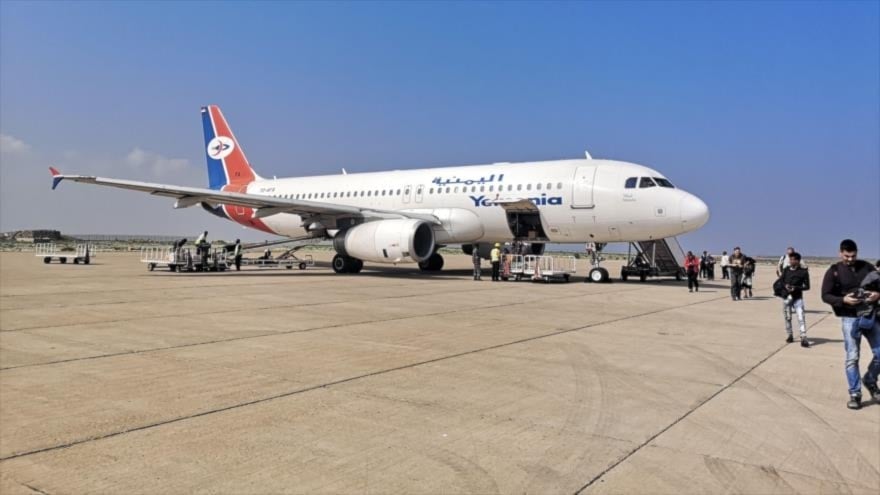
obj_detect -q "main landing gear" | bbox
[418,252,444,272]
[332,254,364,274]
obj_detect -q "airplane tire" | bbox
[589,267,609,283]
[298,262,307,270]
[350,259,364,273]
[43,257,51,264]
[73,258,79,264]
[332,254,349,274]
[419,253,444,271]
[60,258,67,264]
[148,263,155,271]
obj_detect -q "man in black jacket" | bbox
[781,252,810,347]
[728,247,745,301]
[821,239,880,410]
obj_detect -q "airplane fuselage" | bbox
[225,158,709,245]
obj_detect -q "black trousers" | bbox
[234,255,242,271]
[687,271,699,290]
[730,271,742,299]
[491,261,500,281]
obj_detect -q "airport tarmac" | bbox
[0,251,878,494]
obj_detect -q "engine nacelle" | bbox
[334,219,435,263]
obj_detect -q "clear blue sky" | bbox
[1,1,878,257]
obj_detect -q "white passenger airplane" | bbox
[50,105,709,279]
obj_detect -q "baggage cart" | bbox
[36,243,94,264]
[141,246,227,272]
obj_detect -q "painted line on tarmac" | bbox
[0,284,642,370]
[0,281,504,333]
[572,312,833,495]
[0,277,464,320]
[0,292,731,462]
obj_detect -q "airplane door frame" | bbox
[415,184,424,203]
[403,184,412,204]
[572,165,597,208]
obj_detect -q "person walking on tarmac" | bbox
[720,250,730,280]
[490,243,501,282]
[472,245,482,281]
[684,251,700,292]
[195,230,210,270]
[779,252,811,347]
[728,247,745,301]
[233,239,243,271]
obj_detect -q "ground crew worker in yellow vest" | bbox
[233,239,242,271]
[490,243,501,282]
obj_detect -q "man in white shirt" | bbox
[777,246,795,276]
[720,251,730,280]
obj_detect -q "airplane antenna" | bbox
[584,150,593,159]
[342,168,347,175]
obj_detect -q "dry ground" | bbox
[0,251,878,494]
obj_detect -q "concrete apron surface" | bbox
[0,252,878,494]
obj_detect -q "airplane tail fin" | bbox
[201,105,263,190]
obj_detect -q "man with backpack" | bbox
[821,239,880,410]
[778,252,810,347]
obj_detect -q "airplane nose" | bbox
[680,193,709,231]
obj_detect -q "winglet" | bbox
[49,167,64,190]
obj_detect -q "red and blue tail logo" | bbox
[201,105,261,190]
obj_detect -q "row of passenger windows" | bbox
[624,177,675,189]
[267,182,566,200]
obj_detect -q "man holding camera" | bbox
[821,239,880,410]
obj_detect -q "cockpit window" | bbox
[653,177,675,188]
[624,177,637,189]
[638,177,657,188]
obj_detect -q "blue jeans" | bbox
[841,316,880,397]
[783,298,806,336]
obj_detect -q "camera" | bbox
[850,288,868,301]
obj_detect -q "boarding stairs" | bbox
[624,237,686,280]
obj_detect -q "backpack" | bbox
[772,274,788,298]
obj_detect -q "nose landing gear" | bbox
[584,242,610,283]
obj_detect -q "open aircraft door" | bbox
[493,198,549,241]
[572,165,597,208]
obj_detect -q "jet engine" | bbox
[334,219,435,263]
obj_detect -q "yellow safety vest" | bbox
[490,248,500,262]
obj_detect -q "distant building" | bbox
[11,230,62,243]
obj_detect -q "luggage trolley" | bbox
[141,246,227,272]
[36,243,94,264]
[523,254,577,282]
[238,247,314,270]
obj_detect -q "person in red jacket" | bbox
[684,251,700,292]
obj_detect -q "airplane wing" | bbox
[49,167,440,224]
